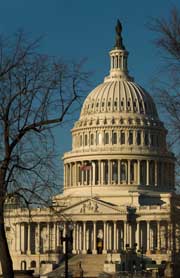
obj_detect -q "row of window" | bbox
[83,99,149,114]
[73,130,165,148]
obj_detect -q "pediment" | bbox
[62,198,123,215]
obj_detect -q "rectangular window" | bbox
[137,131,141,145]
[105,133,109,144]
[120,131,125,144]
[129,131,133,145]
[112,132,117,144]
[145,132,149,146]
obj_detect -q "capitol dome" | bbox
[80,80,158,120]
[63,20,175,198]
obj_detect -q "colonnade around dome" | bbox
[64,159,174,190]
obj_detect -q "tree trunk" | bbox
[0,200,14,278]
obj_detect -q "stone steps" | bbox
[48,254,107,277]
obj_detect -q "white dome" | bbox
[80,79,158,120]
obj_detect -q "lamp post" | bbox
[59,221,73,278]
[140,246,144,271]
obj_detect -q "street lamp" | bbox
[59,221,74,278]
[139,246,144,271]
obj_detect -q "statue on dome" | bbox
[115,19,125,49]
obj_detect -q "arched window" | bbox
[31,261,36,268]
[84,134,88,146]
[90,134,94,145]
[40,261,46,266]
[112,132,117,144]
[21,261,27,270]
[104,133,109,144]
[120,131,125,144]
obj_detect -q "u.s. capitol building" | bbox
[3,21,180,276]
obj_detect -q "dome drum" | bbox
[63,156,175,193]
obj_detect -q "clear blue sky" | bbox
[0,0,178,183]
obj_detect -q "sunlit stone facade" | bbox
[3,23,180,275]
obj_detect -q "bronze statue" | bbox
[115,19,125,49]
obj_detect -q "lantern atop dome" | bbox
[104,20,133,82]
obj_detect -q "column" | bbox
[82,222,87,254]
[21,223,25,253]
[74,162,77,186]
[67,164,70,186]
[137,160,140,185]
[146,160,149,186]
[118,160,121,184]
[124,221,127,249]
[98,160,101,185]
[53,223,57,251]
[103,221,107,254]
[150,224,153,250]
[47,223,50,251]
[108,160,111,185]
[16,223,21,253]
[27,223,31,254]
[147,221,150,251]
[63,224,66,253]
[64,165,66,187]
[69,163,72,186]
[12,224,16,252]
[76,223,79,252]
[86,229,89,251]
[57,223,60,248]
[113,221,117,252]
[136,222,140,250]
[109,224,112,250]
[157,221,160,250]
[128,160,131,184]
[92,222,97,254]
[92,162,96,185]
[129,224,132,247]
[106,223,109,250]
[81,163,84,185]
[36,223,40,254]
[89,164,92,185]
[72,223,76,254]
[101,161,104,184]
[167,222,172,252]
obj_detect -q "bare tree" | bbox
[0,31,89,277]
[149,8,180,277]
[149,7,180,184]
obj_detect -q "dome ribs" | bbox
[80,80,159,121]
